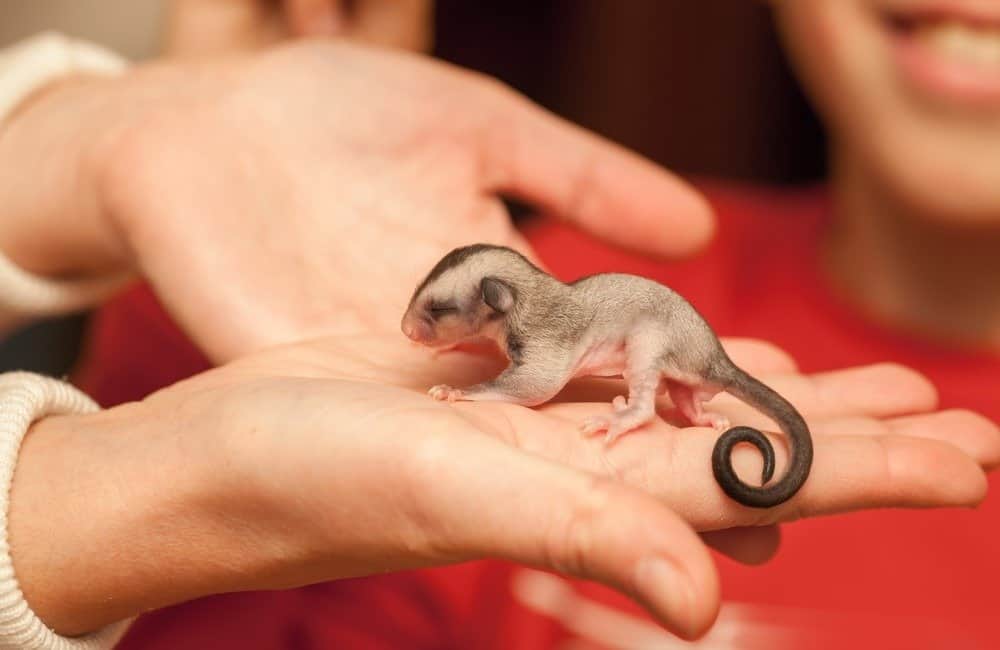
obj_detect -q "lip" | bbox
[883,2,1000,107]
[881,0,1000,26]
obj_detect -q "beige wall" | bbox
[0,0,165,59]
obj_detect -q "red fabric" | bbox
[78,182,999,649]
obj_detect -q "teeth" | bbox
[916,21,1000,66]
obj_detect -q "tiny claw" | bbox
[580,415,611,437]
[603,419,638,445]
[612,395,628,412]
[429,384,463,402]
[711,416,731,433]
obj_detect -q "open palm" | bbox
[132,332,996,638]
[104,40,712,362]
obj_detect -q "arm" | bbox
[0,33,132,334]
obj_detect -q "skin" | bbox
[164,0,435,57]
[8,334,998,639]
[402,245,812,508]
[772,0,1000,349]
[0,39,714,357]
[1,6,997,641]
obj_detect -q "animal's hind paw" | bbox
[580,408,651,445]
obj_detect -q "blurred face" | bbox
[773,0,1000,224]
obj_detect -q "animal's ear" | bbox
[481,277,515,313]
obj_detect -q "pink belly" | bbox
[573,340,628,378]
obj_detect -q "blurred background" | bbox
[0,0,827,374]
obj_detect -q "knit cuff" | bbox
[0,373,132,650]
[0,32,131,318]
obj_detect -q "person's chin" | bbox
[879,147,1000,225]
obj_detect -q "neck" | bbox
[823,151,1000,352]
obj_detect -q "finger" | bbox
[507,404,989,530]
[553,362,937,420]
[409,428,720,639]
[284,0,347,36]
[887,410,1000,470]
[720,338,799,374]
[479,86,715,259]
[700,526,781,566]
[707,363,939,425]
[672,430,988,529]
[810,409,1000,470]
[479,198,553,271]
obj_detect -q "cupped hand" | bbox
[24,333,990,638]
[94,40,713,361]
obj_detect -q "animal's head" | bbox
[401,244,532,347]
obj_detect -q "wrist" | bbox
[0,72,134,280]
[6,391,309,636]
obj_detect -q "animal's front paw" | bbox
[580,408,650,444]
[429,384,464,402]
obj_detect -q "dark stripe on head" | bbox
[411,244,541,301]
[506,330,525,365]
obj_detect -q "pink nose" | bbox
[401,315,432,343]
[402,319,415,339]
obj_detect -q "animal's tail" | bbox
[708,364,813,508]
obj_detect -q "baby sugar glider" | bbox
[401,244,812,508]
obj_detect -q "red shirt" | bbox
[80,183,998,649]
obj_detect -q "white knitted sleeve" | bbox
[0,373,132,650]
[0,32,131,320]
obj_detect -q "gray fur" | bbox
[402,244,813,508]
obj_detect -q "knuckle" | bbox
[398,430,456,495]
[885,363,939,404]
[946,409,999,434]
[873,361,931,386]
[544,476,622,577]
[390,431,458,555]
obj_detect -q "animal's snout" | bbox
[401,313,434,343]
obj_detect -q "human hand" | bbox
[164,0,434,56]
[11,335,994,640]
[0,39,713,361]
[235,333,998,530]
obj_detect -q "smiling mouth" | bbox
[885,6,1000,106]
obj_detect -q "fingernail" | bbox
[634,556,694,631]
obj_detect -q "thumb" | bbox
[414,432,721,640]
[478,85,716,259]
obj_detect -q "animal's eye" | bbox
[428,301,457,317]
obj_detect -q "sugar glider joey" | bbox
[401,244,812,508]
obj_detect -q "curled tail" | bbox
[709,365,813,508]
